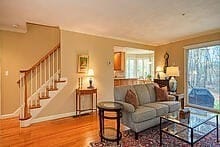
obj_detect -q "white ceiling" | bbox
[0,0,220,45]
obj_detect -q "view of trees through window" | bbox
[187,45,220,110]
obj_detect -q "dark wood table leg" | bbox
[95,92,97,114]
[117,110,120,145]
[160,117,162,146]
[99,109,103,142]
[91,93,93,112]
[191,128,193,147]
[217,115,219,142]
[76,93,78,116]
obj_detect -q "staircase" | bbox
[18,43,67,127]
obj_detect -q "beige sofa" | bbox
[114,83,180,139]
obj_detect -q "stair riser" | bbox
[20,78,67,127]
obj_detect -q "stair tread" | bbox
[47,87,58,91]
[39,95,50,99]
[55,80,66,83]
[29,104,41,109]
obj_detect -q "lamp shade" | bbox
[166,66,180,77]
[156,66,163,72]
[87,69,94,77]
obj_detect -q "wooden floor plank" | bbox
[0,113,125,147]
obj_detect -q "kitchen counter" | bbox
[114,77,138,80]
[114,78,140,86]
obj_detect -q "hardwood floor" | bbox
[0,112,123,147]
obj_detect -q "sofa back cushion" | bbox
[114,85,137,101]
[155,86,169,101]
[133,84,151,105]
[125,89,139,108]
[145,83,156,102]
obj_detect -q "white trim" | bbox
[184,40,220,49]
[32,111,76,124]
[183,49,188,109]
[32,110,93,124]
[60,29,150,46]
[187,104,220,113]
[0,107,20,119]
[184,41,220,111]
[0,25,27,33]
[0,66,1,116]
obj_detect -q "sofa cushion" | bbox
[155,86,169,101]
[133,84,151,105]
[145,83,156,102]
[158,101,180,112]
[143,103,169,116]
[116,101,135,113]
[114,85,137,101]
[131,106,156,123]
[125,89,139,108]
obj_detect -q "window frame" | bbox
[125,53,154,79]
[184,40,220,113]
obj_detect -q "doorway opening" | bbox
[185,41,220,112]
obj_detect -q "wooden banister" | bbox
[19,43,61,120]
[20,43,60,74]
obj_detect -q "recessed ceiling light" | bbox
[12,24,19,28]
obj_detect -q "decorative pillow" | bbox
[153,82,160,88]
[125,89,139,109]
[155,86,169,101]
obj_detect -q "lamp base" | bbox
[169,77,177,93]
[87,79,94,89]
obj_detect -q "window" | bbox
[185,41,220,111]
[126,54,154,78]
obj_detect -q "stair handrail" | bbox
[19,43,61,120]
[20,43,60,74]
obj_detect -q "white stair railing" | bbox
[19,44,61,120]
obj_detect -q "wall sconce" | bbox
[87,69,94,89]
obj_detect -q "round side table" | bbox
[97,101,123,145]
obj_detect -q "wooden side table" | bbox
[170,93,184,109]
[75,88,97,116]
[97,101,123,145]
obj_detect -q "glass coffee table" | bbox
[160,108,218,147]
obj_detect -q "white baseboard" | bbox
[32,111,77,124]
[0,107,20,119]
[32,110,94,124]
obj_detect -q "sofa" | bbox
[114,83,180,139]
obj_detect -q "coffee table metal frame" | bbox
[160,109,218,147]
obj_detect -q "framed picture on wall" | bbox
[78,55,89,73]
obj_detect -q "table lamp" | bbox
[87,69,94,88]
[166,66,179,93]
[156,66,163,79]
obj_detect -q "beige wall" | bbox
[155,32,220,93]
[2,22,219,118]
[37,30,154,117]
[0,24,60,114]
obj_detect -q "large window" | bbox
[126,54,154,78]
[186,42,220,111]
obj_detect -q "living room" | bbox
[0,0,220,146]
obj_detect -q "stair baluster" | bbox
[18,44,61,122]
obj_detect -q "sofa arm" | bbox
[168,95,176,101]
[115,101,135,113]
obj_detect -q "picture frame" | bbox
[78,55,89,73]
